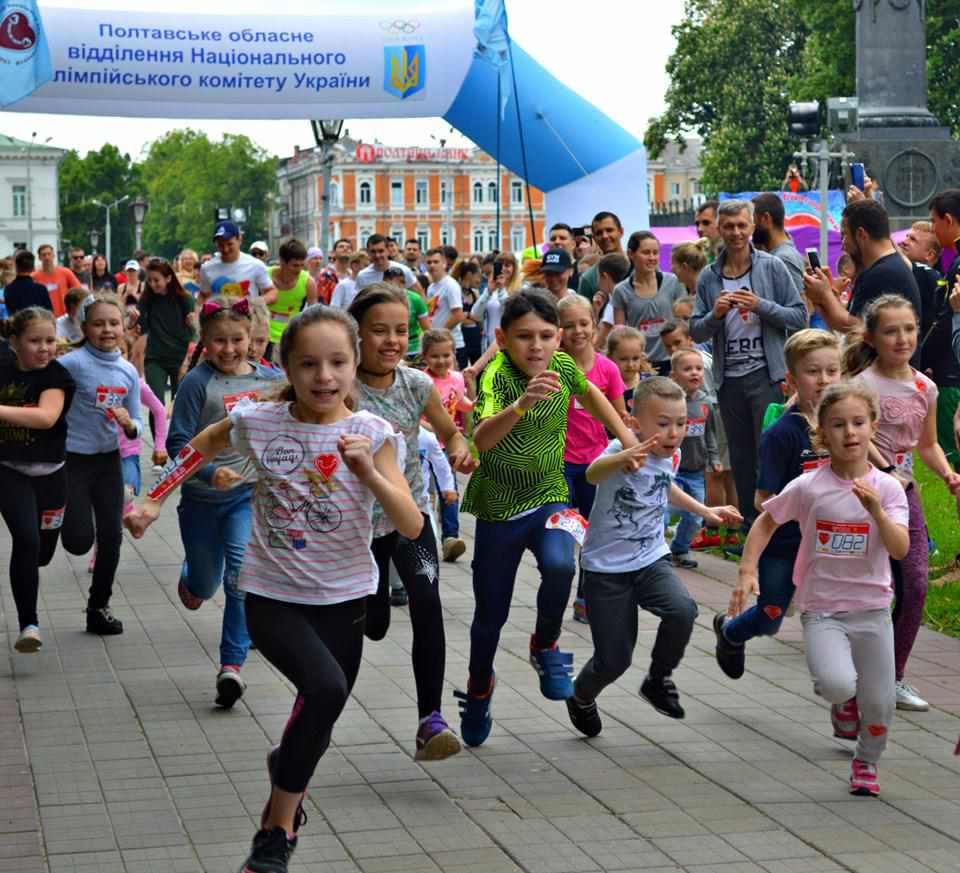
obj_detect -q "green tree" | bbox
[58,144,139,269]
[137,130,278,259]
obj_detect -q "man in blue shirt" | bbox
[4,250,53,314]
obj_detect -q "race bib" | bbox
[893,452,913,475]
[639,317,666,338]
[223,391,260,413]
[801,450,830,473]
[95,385,128,419]
[40,507,65,530]
[545,508,589,545]
[687,417,706,437]
[815,520,869,558]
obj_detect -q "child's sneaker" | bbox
[566,695,602,737]
[671,553,698,570]
[215,665,246,709]
[454,675,495,747]
[178,578,204,611]
[414,711,462,761]
[239,826,295,873]
[260,746,308,834]
[572,597,589,624]
[390,586,408,607]
[639,674,685,719]
[724,532,741,546]
[849,758,879,796]
[831,696,859,740]
[441,537,466,562]
[895,680,929,711]
[14,625,42,653]
[712,614,745,679]
[86,607,123,635]
[529,636,574,700]
[691,528,721,550]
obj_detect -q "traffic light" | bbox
[788,101,821,138]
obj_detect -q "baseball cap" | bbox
[249,240,269,254]
[124,259,139,271]
[213,220,240,241]
[540,248,573,273]
[306,246,324,260]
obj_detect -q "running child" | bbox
[167,297,283,708]
[421,327,472,562]
[248,300,276,367]
[59,292,142,635]
[714,329,841,679]
[846,294,960,712]
[458,290,638,747]
[126,304,421,873]
[557,295,626,623]
[0,308,75,652]
[605,326,656,416]
[668,348,719,569]
[566,376,740,734]
[735,381,909,797]
[56,287,89,343]
[348,284,475,761]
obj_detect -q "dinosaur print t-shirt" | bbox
[580,441,680,573]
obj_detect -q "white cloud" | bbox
[2,0,681,159]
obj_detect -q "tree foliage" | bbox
[646,0,960,194]
[59,144,139,269]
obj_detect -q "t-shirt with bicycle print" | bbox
[229,398,398,606]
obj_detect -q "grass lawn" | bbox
[914,459,960,637]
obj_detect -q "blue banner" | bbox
[0,0,52,107]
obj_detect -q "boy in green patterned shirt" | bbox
[456,291,639,747]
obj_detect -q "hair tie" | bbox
[201,298,251,319]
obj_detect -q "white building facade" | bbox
[0,134,65,255]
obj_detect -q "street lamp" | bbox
[431,132,455,248]
[130,196,149,251]
[91,194,129,269]
[311,119,344,255]
[89,228,99,255]
[23,132,52,251]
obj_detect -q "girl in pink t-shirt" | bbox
[736,382,910,798]
[125,305,422,873]
[845,294,960,713]
[558,296,626,622]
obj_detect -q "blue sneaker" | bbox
[454,676,495,747]
[529,636,574,700]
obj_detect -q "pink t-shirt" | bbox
[428,369,474,422]
[763,464,909,613]
[564,353,625,464]
[857,365,937,481]
[229,399,397,606]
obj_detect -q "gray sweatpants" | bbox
[801,609,895,764]
[574,556,698,702]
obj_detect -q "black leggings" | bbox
[0,464,67,629]
[368,516,445,718]
[246,593,365,794]
[61,451,124,610]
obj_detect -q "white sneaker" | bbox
[14,625,42,653]
[895,680,929,711]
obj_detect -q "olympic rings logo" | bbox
[379,19,420,35]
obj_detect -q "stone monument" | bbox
[843,0,960,224]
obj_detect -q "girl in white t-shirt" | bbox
[735,382,909,798]
[125,304,421,873]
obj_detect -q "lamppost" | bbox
[89,228,99,256]
[431,133,455,248]
[311,119,344,256]
[130,196,149,252]
[23,132,52,251]
[91,194,129,269]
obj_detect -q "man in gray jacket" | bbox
[690,200,807,532]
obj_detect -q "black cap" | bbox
[541,248,573,273]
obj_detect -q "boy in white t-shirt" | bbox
[566,377,740,737]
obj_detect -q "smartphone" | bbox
[851,162,865,192]
[493,260,503,280]
[806,247,821,271]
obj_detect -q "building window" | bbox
[416,227,429,250]
[510,180,523,206]
[647,178,653,202]
[389,225,404,246]
[440,179,451,207]
[415,178,428,209]
[12,185,26,218]
[510,225,525,252]
[487,228,498,252]
[359,225,374,249]
[487,181,498,204]
[390,178,404,209]
[472,181,484,205]
[440,224,450,246]
[328,180,341,209]
[472,227,484,253]
[359,180,372,206]
[671,182,681,197]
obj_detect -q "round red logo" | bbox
[355,143,376,163]
[0,10,37,52]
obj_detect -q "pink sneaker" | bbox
[177,578,204,611]
[849,758,879,796]
[831,697,859,740]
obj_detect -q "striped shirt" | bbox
[462,350,588,522]
[229,399,396,605]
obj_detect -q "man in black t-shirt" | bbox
[803,199,921,365]
[4,250,54,315]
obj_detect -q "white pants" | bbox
[801,608,895,764]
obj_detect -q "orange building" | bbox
[273,137,546,255]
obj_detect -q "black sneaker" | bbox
[390,587,408,607]
[639,675,685,719]
[712,614,745,679]
[86,607,123,635]
[566,695,602,737]
[239,826,294,873]
[671,553,698,570]
[215,667,247,709]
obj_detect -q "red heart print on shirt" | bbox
[818,532,829,544]
[315,454,339,481]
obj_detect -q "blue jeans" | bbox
[432,471,460,539]
[120,454,141,496]
[722,551,795,645]
[670,470,705,555]
[178,489,253,667]
[469,502,576,688]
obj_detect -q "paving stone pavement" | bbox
[3,466,960,873]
